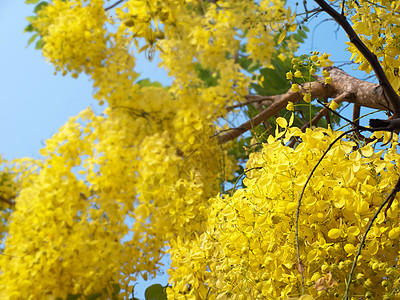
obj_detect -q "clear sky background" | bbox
[0,0,371,298]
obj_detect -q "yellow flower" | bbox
[322,70,330,77]
[286,71,293,80]
[329,100,339,110]
[303,92,311,103]
[294,70,302,78]
[291,83,299,92]
[286,101,294,111]
[325,77,332,84]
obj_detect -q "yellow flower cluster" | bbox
[167,127,400,299]
[347,0,400,90]
[34,0,108,76]
[0,159,17,209]
[286,53,332,113]
[0,156,19,248]
[287,53,332,92]
[1,88,238,297]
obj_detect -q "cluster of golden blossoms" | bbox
[1,0,302,298]
[0,156,20,247]
[168,126,400,299]
[34,0,108,76]
[346,0,400,90]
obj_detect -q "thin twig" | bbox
[218,96,288,143]
[227,167,263,195]
[295,128,356,294]
[316,100,368,131]
[105,0,124,11]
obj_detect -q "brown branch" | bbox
[353,104,361,126]
[352,103,367,141]
[105,0,124,11]
[0,196,15,206]
[218,67,391,144]
[226,96,275,111]
[218,95,289,143]
[313,0,400,116]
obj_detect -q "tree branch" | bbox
[313,0,400,116]
[0,196,15,206]
[226,96,275,111]
[105,0,125,11]
[352,104,360,126]
[218,67,393,144]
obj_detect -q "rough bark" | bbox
[218,67,392,144]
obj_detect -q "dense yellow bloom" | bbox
[34,0,108,75]
[168,127,400,299]
[347,0,400,89]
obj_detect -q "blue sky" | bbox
[0,0,369,298]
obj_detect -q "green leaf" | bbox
[25,0,41,4]
[24,24,34,33]
[297,29,307,39]
[110,282,121,300]
[194,63,220,87]
[145,284,167,300]
[86,293,102,300]
[238,56,260,73]
[26,16,37,23]
[256,65,289,96]
[136,78,164,88]
[34,2,49,13]
[65,294,81,300]
[26,33,39,47]
[292,34,304,44]
[35,39,46,50]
